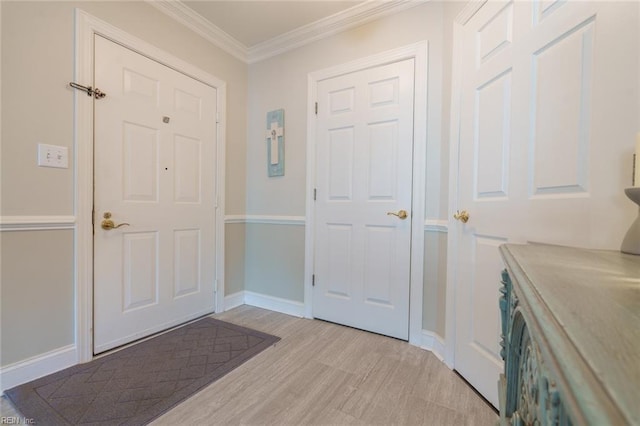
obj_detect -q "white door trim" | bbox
[445,1,486,369]
[305,42,428,346]
[74,9,226,363]
[443,12,467,370]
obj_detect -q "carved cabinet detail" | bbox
[499,244,639,425]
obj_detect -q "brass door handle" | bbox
[453,210,470,223]
[387,210,408,220]
[101,212,130,230]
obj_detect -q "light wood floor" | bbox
[2,306,498,425]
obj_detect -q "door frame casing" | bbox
[304,42,428,345]
[74,9,227,362]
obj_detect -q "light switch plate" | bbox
[38,143,69,168]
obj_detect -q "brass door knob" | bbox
[387,210,408,220]
[101,212,130,230]
[453,210,470,223]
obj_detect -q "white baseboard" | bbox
[244,291,304,318]
[420,330,446,363]
[224,291,246,311]
[0,345,77,392]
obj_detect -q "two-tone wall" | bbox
[2,0,464,390]
[1,0,247,385]
[241,1,464,341]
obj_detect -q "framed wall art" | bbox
[265,109,284,177]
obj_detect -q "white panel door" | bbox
[93,35,217,353]
[314,59,414,340]
[452,1,638,406]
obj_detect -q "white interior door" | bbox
[452,1,638,407]
[93,35,217,353]
[313,59,415,340]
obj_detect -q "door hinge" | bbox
[315,102,318,115]
[313,188,317,201]
[312,274,316,286]
[216,112,220,123]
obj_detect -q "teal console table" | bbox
[499,243,639,425]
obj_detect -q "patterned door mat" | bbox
[5,317,280,425]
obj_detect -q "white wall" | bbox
[0,0,247,369]
[247,2,447,217]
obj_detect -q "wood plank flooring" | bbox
[1,306,498,425]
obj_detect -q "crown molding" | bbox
[147,0,248,62]
[455,0,487,25]
[146,0,426,64]
[247,0,426,63]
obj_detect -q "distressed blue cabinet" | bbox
[499,244,640,425]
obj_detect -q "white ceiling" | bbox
[182,1,365,47]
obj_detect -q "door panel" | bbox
[314,59,414,340]
[368,121,398,199]
[475,70,511,200]
[173,229,201,297]
[328,127,355,200]
[93,35,217,353]
[453,0,638,407]
[531,17,594,196]
[363,225,396,306]
[174,135,202,202]
[122,232,158,311]
[469,235,505,359]
[123,122,159,201]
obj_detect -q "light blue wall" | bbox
[225,223,246,296]
[244,224,305,302]
[423,230,448,336]
[1,230,74,366]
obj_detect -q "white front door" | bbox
[313,59,415,340]
[93,35,218,353]
[452,1,638,406]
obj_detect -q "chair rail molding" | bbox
[225,215,306,226]
[0,215,76,231]
[424,219,448,233]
